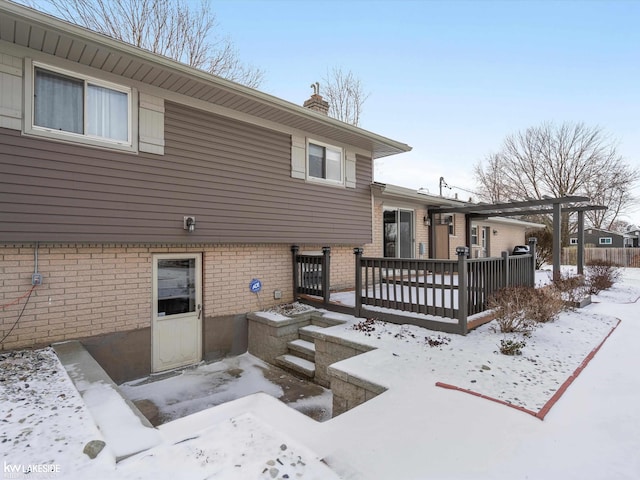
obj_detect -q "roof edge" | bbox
[0,0,412,157]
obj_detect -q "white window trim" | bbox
[306,138,345,186]
[24,59,138,153]
[569,238,578,245]
[599,237,613,245]
[471,225,479,245]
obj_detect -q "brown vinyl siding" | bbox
[0,102,373,244]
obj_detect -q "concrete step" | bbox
[298,324,325,343]
[287,339,315,362]
[275,354,315,378]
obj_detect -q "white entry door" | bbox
[152,253,202,372]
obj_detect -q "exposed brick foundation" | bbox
[0,243,359,352]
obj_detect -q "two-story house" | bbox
[0,2,410,382]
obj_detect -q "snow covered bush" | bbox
[499,338,526,356]
[585,260,621,295]
[489,286,565,333]
[527,287,565,324]
[488,287,537,334]
[553,272,589,305]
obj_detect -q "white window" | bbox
[569,238,578,245]
[599,237,613,245]
[25,62,134,151]
[307,140,343,184]
[471,226,478,245]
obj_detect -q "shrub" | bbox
[553,272,589,305]
[488,285,565,333]
[527,287,566,323]
[585,260,621,295]
[488,287,537,334]
[499,338,526,356]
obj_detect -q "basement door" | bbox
[152,253,202,373]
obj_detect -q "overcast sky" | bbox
[214,0,640,224]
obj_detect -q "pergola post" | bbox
[577,210,585,275]
[528,237,538,286]
[553,201,561,281]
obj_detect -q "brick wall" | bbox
[484,223,528,257]
[448,214,467,259]
[0,242,359,351]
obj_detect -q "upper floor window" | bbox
[599,237,612,245]
[569,238,578,245]
[26,62,134,151]
[308,140,343,184]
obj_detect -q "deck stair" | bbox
[287,338,316,362]
[275,325,325,379]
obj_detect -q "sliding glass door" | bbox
[383,208,414,258]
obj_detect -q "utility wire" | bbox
[1,286,36,309]
[0,286,36,345]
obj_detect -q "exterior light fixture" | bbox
[493,229,498,235]
[183,216,196,233]
[423,216,431,226]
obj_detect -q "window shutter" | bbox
[0,54,23,130]
[345,150,357,188]
[139,93,165,155]
[291,135,306,179]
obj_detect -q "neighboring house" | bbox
[568,228,630,248]
[368,183,543,260]
[0,2,410,382]
[626,229,640,247]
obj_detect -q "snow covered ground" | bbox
[1,268,639,479]
[119,353,333,424]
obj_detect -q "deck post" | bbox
[291,245,299,302]
[552,201,562,281]
[577,210,585,275]
[456,246,469,335]
[322,246,331,306]
[354,248,363,318]
[528,237,538,287]
[501,251,510,288]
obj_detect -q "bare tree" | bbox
[474,122,639,241]
[322,67,369,126]
[24,0,264,88]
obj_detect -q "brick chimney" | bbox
[303,82,329,115]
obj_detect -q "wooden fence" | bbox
[562,247,640,268]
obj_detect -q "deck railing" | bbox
[291,246,331,305]
[357,257,460,318]
[291,239,537,335]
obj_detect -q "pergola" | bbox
[428,196,607,279]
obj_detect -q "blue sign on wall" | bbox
[249,278,262,293]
